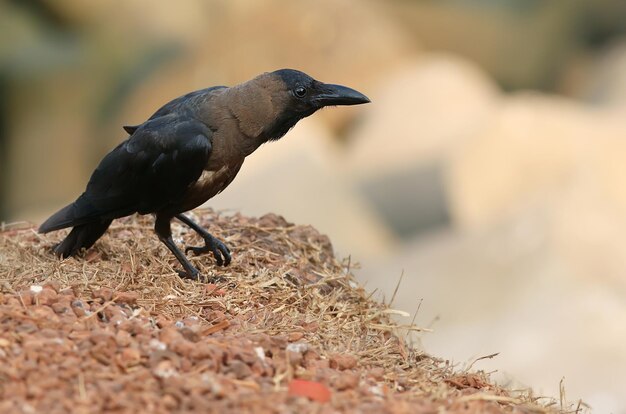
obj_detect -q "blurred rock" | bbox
[208,119,398,259]
[358,201,626,414]
[355,81,626,413]
[356,162,450,238]
[384,1,585,90]
[348,56,499,172]
[345,56,499,238]
[447,93,583,229]
[574,38,626,107]
[550,155,626,288]
[446,93,626,230]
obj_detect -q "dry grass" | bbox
[0,209,574,412]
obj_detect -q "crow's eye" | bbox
[294,86,307,98]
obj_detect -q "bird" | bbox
[38,69,370,280]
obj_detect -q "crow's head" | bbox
[262,69,370,140]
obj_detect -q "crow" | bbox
[39,69,370,280]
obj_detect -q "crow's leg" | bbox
[155,214,200,280]
[176,213,231,266]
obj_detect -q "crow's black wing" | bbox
[40,114,212,232]
[123,86,226,135]
[89,114,213,214]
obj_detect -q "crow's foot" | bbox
[185,235,231,267]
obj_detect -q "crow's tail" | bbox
[39,195,97,233]
[52,220,112,258]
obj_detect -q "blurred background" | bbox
[2,0,626,411]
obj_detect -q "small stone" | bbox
[30,285,43,294]
[67,329,91,342]
[154,314,172,328]
[201,373,226,398]
[43,281,61,293]
[288,379,331,403]
[153,360,178,378]
[251,360,270,377]
[51,301,71,315]
[292,367,313,381]
[330,353,358,370]
[35,289,58,306]
[254,347,266,362]
[161,394,178,410]
[30,305,58,321]
[270,335,288,349]
[205,310,226,322]
[227,360,252,380]
[287,350,304,367]
[204,284,221,295]
[367,367,385,381]
[149,339,167,351]
[114,292,139,305]
[71,300,89,317]
[180,327,200,343]
[286,343,308,354]
[117,347,142,368]
[169,339,195,358]
[116,319,137,333]
[332,372,359,391]
[250,333,272,350]
[115,330,132,347]
[303,349,320,364]
[287,332,304,342]
[93,288,114,302]
[104,305,126,322]
[38,328,60,339]
[5,297,21,307]
[89,330,116,347]
[301,321,319,333]
[18,291,34,306]
[212,288,226,297]
[182,316,200,326]
[395,372,410,387]
[189,342,218,360]
[311,359,330,370]
[367,384,386,397]
[159,327,183,345]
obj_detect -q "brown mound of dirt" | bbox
[0,210,560,413]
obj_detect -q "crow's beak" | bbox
[313,83,370,107]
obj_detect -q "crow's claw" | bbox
[185,235,231,267]
[177,268,200,281]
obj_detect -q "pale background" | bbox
[2,1,626,412]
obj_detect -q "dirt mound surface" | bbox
[1,210,557,413]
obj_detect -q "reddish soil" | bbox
[0,211,557,413]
